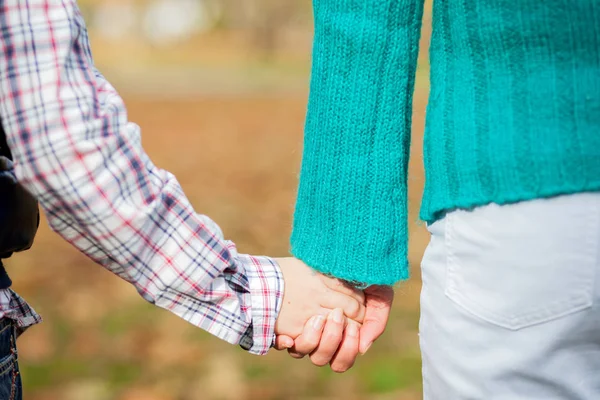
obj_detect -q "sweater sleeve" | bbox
[291,0,424,286]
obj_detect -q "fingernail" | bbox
[362,341,373,354]
[331,308,344,324]
[312,315,325,330]
[347,323,359,338]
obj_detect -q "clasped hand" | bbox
[272,258,394,373]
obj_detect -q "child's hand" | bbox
[272,257,365,372]
[273,257,365,339]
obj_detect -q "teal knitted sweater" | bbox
[290,0,600,285]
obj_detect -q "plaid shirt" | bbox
[0,0,283,355]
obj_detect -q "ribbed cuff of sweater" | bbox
[291,239,409,287]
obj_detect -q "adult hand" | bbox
[358,285,394,354]
[273,257,365,340]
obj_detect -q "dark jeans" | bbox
[0,319,20,400]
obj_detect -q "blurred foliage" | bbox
[77,0,312,57]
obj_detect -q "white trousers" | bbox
[419,192,600,399]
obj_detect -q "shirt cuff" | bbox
[236,254,284,355]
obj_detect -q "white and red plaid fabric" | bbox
[0,0,283,355]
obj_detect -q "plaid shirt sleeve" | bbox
[0,0,283,355]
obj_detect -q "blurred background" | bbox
[7,0,432,399]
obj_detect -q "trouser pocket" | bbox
[444,193,599,330]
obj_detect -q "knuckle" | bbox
[292,346,311,356]
[323,331,343,344]
[345,299,361,319]
[330,363,349,373]
[295,336,319,353]
[331,348,357,371]
[302,337,321,351]
[288,350,305,359]
[310,356,330,367]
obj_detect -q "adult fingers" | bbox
[309,308,345,367]
[329,321,360,373]
[287,314,326,358]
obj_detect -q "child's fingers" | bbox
[287,314,327,358]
